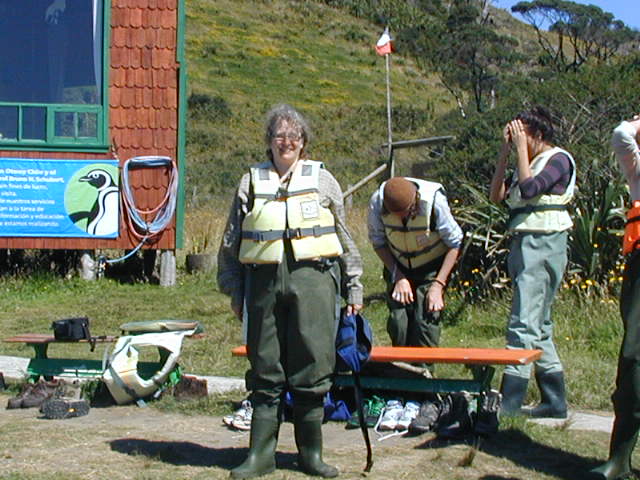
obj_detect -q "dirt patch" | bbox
[0,393,612,480]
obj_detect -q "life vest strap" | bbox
[508,204,569,225]
[242,225,337,242]
[383,223,429,233]
[389,239,445,259]
[254,187,319,201]
[626,215,640,226]
[509,204,568,216]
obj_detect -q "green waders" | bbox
[501,231,568,416]
[384,263,442,348]
[232,246,339,478]
[590,250,640,479]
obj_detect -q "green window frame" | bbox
[0,1,110,152]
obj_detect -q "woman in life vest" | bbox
[218,104,363,479]
[589,115,640,480]
[489,106,576,418]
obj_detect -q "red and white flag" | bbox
[375,27,393,56]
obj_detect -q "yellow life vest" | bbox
[506,147,576,233]
[381,178,449,270]
[239,160,343,264]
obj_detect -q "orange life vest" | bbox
[623,200,640,255]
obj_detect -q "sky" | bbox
[494,0,640,30]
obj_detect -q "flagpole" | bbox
[385,52,393,177]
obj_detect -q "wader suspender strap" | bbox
[354,372,373,472]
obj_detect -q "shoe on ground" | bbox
[41,398,90,420]
[377,399,404,431]
[223,399,251,428]
[409,400,441,434]
[345,402,368,430]
[475,389,502,437]
[20,380,61,409]
[436,393,473,439]
[364,395,386,428]
[396,400,421,431]
[7,383,37,409]
[231,399,253,431]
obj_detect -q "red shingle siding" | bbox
[110,0,179,250]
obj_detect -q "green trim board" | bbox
[175,0,188,249]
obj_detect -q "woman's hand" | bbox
[426,282,445,312]
[346,304,363,315]
[392,278,414,304]
[502,123,512,145]
[509,119,529,156]
[231,301,243,321]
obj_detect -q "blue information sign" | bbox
[0,158,120,238]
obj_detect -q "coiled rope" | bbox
[98,156,178,272]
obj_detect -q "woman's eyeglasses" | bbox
[274,133,302,143]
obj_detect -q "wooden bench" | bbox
[5,334,133,381]
[232,344,541,409]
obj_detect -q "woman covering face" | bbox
[489,106,576,419]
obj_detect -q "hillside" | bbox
[183,0,457,205]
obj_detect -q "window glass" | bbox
[23,107,47,140]
[0,106,18,140]
[55,111,76,138]
[0,0,102,106]
[78,112,98,138]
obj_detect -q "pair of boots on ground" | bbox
[231,398,338,479]
[6,379,89,419]
[500,369,567,418]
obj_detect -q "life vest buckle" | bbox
[284,227,303,239]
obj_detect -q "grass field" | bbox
[0,206,623,412]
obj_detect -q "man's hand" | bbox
[392,278,414,304]
[346,304,363,316]
[426,282,445,312]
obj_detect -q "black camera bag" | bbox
[51,317,91,342]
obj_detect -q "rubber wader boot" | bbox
[588,416,640,480]
[294,404,338,478]
[524,370,568,419]
[231,404,280,479]
[500,373,529,416]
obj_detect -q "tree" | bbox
[511,0,638,72]
[427,0,520,114]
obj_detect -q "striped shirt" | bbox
[217,163,364,310]
[518,152,573,200]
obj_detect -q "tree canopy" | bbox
[512,0,638,71]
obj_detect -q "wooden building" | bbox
[0,0,186,281]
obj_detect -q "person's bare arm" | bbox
[489,124,512,204]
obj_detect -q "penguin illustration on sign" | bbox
[68,168,119,236]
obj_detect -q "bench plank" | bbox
[232,345,541,366]
[5,334,117,344]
